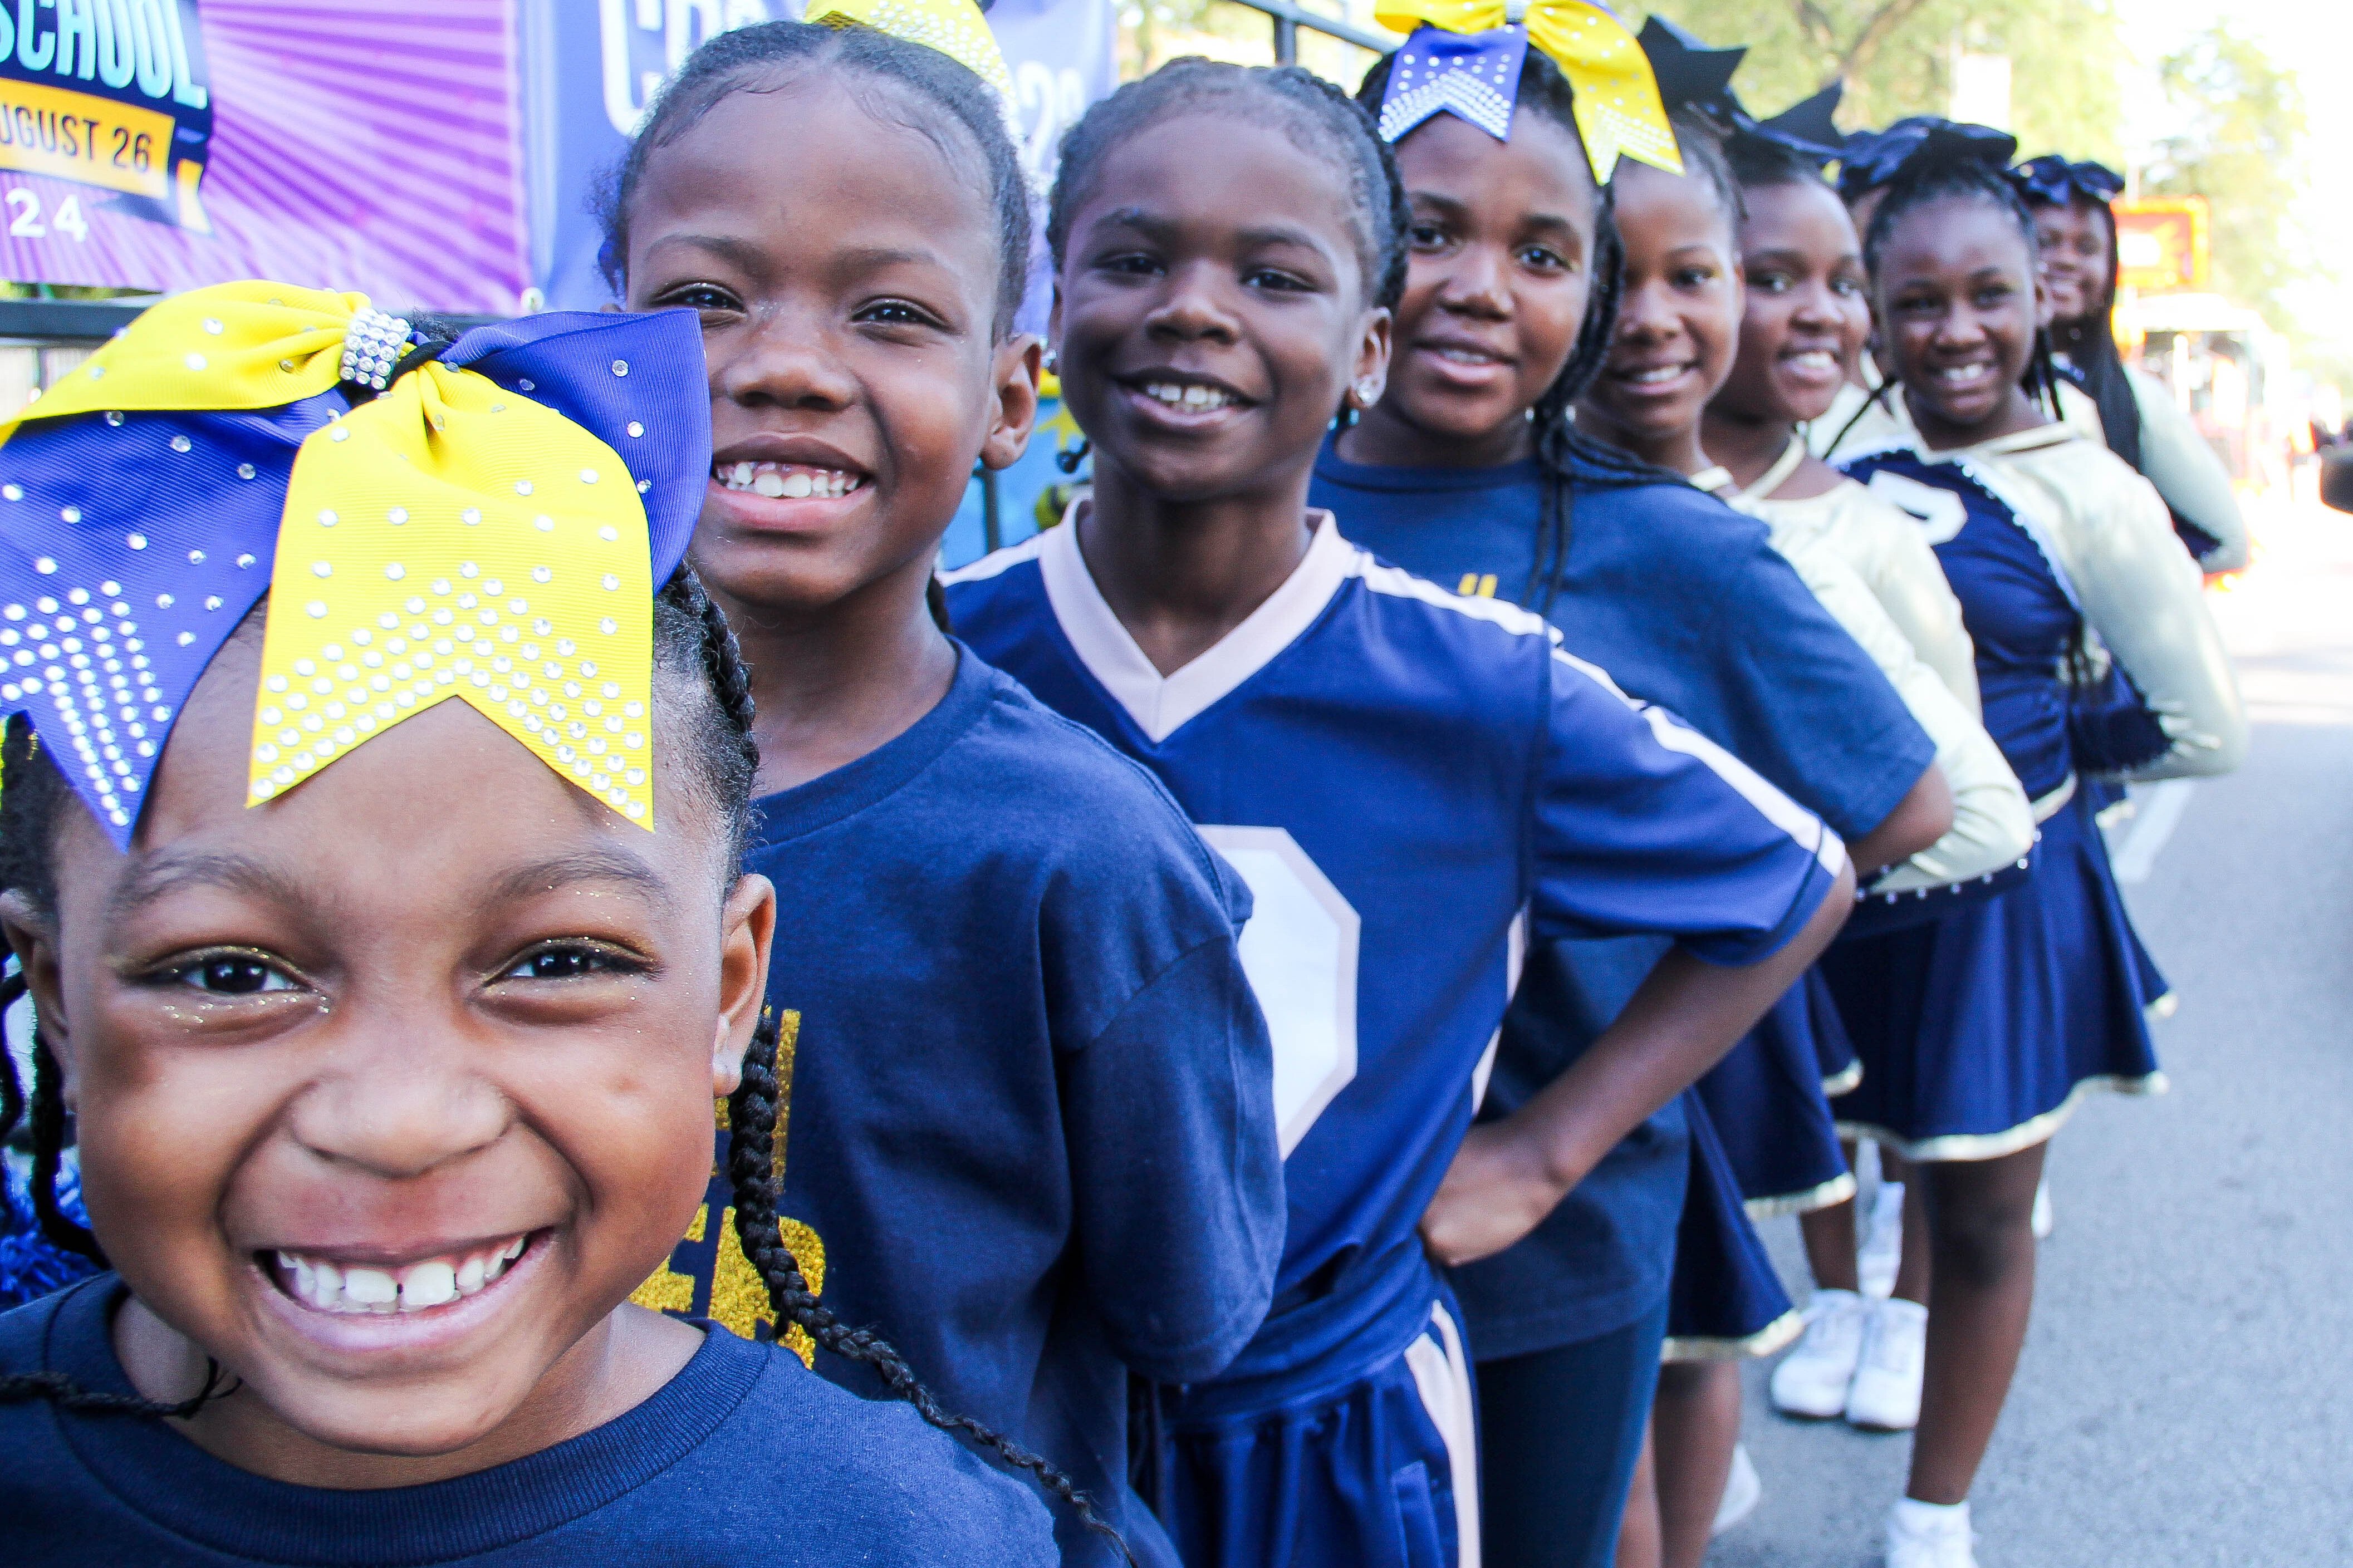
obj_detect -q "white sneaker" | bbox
[1845,1297,1928,1431]
[1710,1442,1762,1536]
[2031,1175,2053,1240]
[1859,1179,1905,1299]
[1884,1497,1977,1567]
[1769,1289,1869,1417]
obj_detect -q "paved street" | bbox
[1716,494,2353,1565]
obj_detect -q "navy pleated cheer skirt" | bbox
[1821,790,2165,1161]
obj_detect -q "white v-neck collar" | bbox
[1040,507,1356,743]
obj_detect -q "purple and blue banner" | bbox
[0,1,530,314]
[521,0,1115,321]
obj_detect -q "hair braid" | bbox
[0,967,22,1147]
[0,1358,234,1419]
[27,1032,99,1263]
[724,1011,1131,1560]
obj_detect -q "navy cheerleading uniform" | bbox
[1828,426,2246,1157]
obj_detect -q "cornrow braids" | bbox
[1863,156,2060,414]
[1354,46,1682,617]
[1049,59,1409,311]
[593,19,1034,337]
[724,1010,1131,1560]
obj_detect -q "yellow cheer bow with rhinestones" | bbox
[0,282,712,847]
[253,365,658,826]
[1374,0,1680,181]
[3,281,366,439]
[806,0,1015,102]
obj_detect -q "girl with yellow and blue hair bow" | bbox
[1304,15,1965,1567]
[0,282,1064,1566]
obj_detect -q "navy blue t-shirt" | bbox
[1310,439,1931,1355]
[644,645,1282,1568]
[0,1276,1056,1565]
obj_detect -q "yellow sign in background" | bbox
[0,76,173,199]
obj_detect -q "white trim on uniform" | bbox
[1402,1301,1482,1568]
[937,530,1046,585]
[1359,553,1850,878]
[1036,510,1356,743]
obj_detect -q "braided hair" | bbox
[1048,58,1410,313]
[593,19,1034,338]
[1354,47,1681,616]
[724,1010,1128,1556]
[1858,154,2060,432]
[0,573,1119,1554]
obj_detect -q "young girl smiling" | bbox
[1829,154,2244,1568]
[605,22,1285,1567]
[0,286,1056,1564]
[949,57,1856,1568]
[1309,42,1938,1568]
[1704,120,2035,1448]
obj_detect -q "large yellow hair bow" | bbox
[805,0,1014,104]
[0,282,710,846]
[1372,0,1681,181]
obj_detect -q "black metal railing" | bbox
[1228,0,1394,62]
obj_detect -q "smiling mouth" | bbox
[1612,362,1692,387]
[1932,362,1997,389]
[1783,350,1840,375]
[1134,377,1247,412]
[268,1232,533,1316]
[714,460,864,499]
[1425,344,1507,367]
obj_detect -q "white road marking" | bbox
[2111,779,2197,884]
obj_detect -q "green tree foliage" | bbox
[2144,24,2311,323]
[1628,0,2122,165]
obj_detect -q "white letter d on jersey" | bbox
[1197,826,1361,1159]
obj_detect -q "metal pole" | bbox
[980,467,1003,554]
[1273,11,1297,64]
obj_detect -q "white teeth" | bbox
[401,1261,458,1310]
[1790,351,1837,370]
[1626,366,1684,385]
[1936,363,1994,385]
[275,1236,527,1315]
[342,1267,398,1309]
[717,460,860,498]
[1143,381,1234,410]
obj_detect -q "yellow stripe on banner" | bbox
[0,79,175,200]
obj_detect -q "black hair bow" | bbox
[1635,16,1744,125]
[1837,116,2018,198]
[1637,19,1844,167]
[1753,82,1844,165]
[2008,154,2125,209]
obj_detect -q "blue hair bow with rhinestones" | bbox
[0,284,710,848]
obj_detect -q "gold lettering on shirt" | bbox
[629,1009,829,1367]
